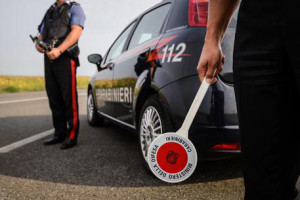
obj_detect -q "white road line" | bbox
[0,129,54,153]
[0,93,86,105]
[0,97,48,104]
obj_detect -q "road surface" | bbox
[0,90,298,200]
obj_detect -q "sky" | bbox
[0,0,161,77]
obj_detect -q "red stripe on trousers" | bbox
[70,59,78,140]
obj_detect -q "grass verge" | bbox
[0,76,90,93]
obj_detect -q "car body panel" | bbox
[112,36,163,125]
[88,0,240,154]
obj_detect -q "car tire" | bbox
[87,90,105,126]
[138,94,173,171]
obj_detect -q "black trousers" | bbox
[44,53,80,141]
[233,1,300,199]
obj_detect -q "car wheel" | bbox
[138,94,173,171]
[87,90,105,126]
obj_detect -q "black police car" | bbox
[87,0,240,169]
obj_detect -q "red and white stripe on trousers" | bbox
[70,59,78,140]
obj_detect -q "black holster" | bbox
[67,44,80,59]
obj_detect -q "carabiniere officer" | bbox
[35,0,86,149]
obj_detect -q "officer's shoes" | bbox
[43,136,65,145]
[60,138,77,150]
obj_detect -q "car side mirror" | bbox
[88,54,103,71]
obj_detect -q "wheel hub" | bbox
[140,106,163,163]
[87,95,94,121]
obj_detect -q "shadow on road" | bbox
[0,115,243,187]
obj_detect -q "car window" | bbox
[128,4,171,50]
[105,22,136,63]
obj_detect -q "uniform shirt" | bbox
[40,1,86,36]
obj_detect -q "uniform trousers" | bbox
[44,53,80,141]
[233,0,300,199]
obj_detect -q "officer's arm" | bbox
[197,0,240,83]
[58,25,83,54]
[46,25,82,60]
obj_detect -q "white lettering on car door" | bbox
[96,87,133,104]
[120,88,124,102]
[161,43,187,63]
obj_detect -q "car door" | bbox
[112,3,172,126]
[94,22,136,117]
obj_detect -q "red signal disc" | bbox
[156,142,188,173]
[148,133,198,183]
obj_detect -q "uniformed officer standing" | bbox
[198,0,299,199]
[35,0,86,149]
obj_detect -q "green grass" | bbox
[0,76,90,94]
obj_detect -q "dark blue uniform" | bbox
[233,0,300,199]
[41,1,86,147]
[40,2,86,35]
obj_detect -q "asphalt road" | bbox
[0,91,298,200]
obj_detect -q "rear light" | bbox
[188,0,209,27]
[210,142,241,151]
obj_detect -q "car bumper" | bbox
[189,125,240,157]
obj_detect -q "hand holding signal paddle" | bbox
[147,77,212,183]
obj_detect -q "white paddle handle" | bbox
[179,78,210,138]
